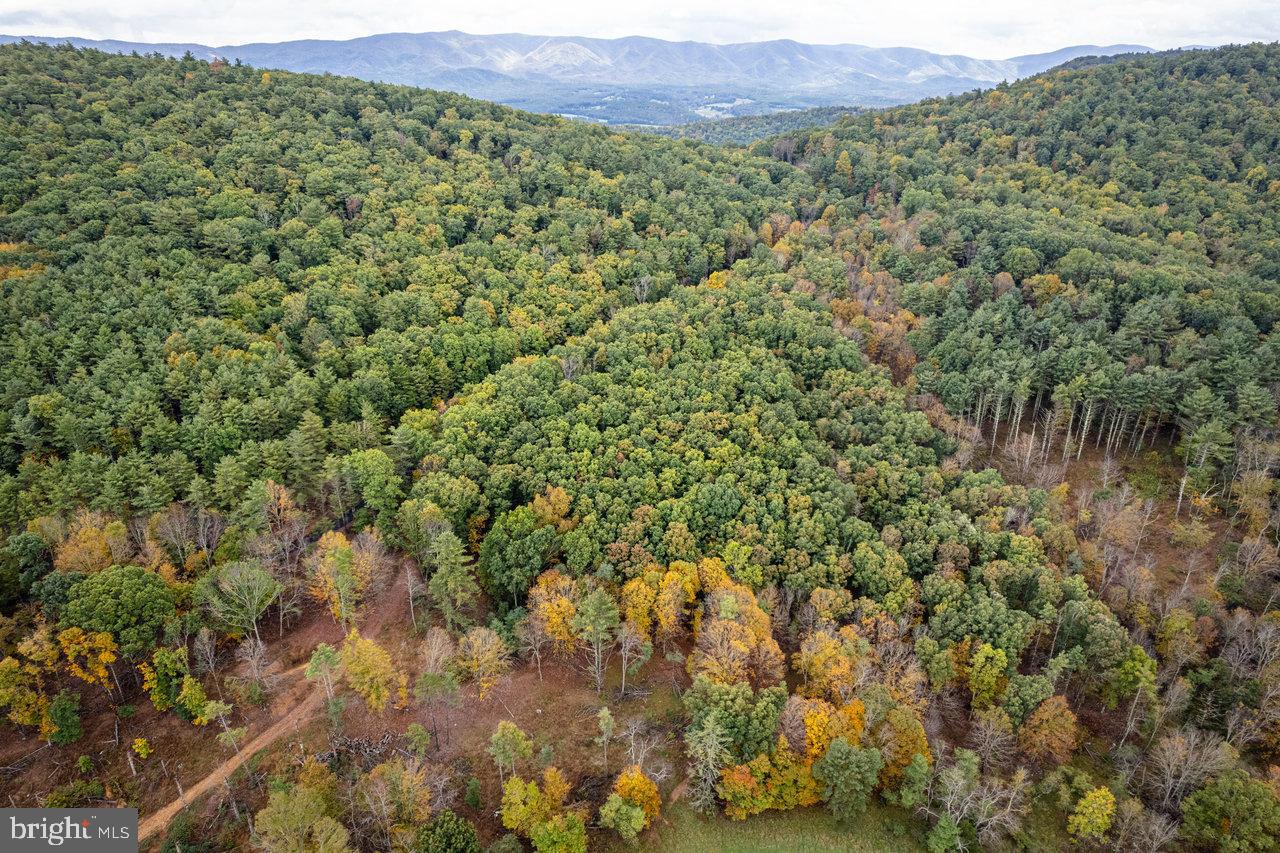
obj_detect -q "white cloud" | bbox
[0,0,1275,56]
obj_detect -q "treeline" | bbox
[630,106,865,146]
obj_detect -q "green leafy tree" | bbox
[414,809,479,853]
[683,677,786,763]
[528,813,587,853]
[1002,246,1041,280]
[305,642,342,708]
[489,720,534,781]
[968,642,1008,709]
[915,636,955,693]
[572,588,620,694]
[254,783,353,853]
[5,532,51,593]
[1181,772,1280,853]
[47,689,82,745]
[426,531,479,631]
[194,560,281,644]
[596,706,615,767]
[895,753,932,810]
[478,507,557,609]
[813,738,883,823]
[404,723,432,758]
[599,793,646,842]
[926,816,962,853]
[328,449,404,536]
[61,565,176,659]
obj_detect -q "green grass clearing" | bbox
[605,801,927,852]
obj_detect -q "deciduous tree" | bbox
[1017,696,1080,766]
[1181,772,1280,853]
[340,629,407,712]
[308,531,370,626]
[58,627,117,695]
[489,720,534,781]
[60,565,176,659]
[195,560,282,644]
[456,627,511,699]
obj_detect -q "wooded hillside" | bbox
[1,41,1278,852]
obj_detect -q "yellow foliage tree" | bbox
[532,486,576,533]
[54,526,112,574]
[58,627,117,693]
[654,569,692,646]
[308,531,373,625]
[501,766,575,837]
[689,580,784,689]
[18,621,60,672]
[527,570,578,655]
[808,587,855,626]
[802,701,839,762]
[766,734,822,811]
[620,575,657,640]
[876,707,932,790]
[6,621,61,738]
[689,619,754,685]
[359,757,432,850]
[793,627,867,703]
[717,734,820,820]
[456,626,511,699]
[340,629,407,712]
[836,699,867,744]
[696,557,732,593]
[53,511,130,574]
[0,657,51,738]
[614,765,661,827]
[1067,786,1116,841]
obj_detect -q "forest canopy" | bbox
[0,40,1278,852]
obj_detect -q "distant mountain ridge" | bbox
[0,30,1159,124]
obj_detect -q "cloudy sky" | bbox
[0,0,1275,57]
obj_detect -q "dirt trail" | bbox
[138,663,319,845]
[137,573,415,845]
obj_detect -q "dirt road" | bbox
[137,668,322,845]
[137,569,417,846]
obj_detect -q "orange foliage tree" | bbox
[1017,696,1080,765]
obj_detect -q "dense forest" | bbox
[0,40,1278,853]
[758,45,1280,468]
[628,106,865,145]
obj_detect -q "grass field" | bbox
[606,802,928,852]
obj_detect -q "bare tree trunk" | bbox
[405,566,419,632]
[1076,400,1095,461]
[990,394,1005,450]
[1061,402,1076,462]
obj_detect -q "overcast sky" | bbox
[1,0,1275,57]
